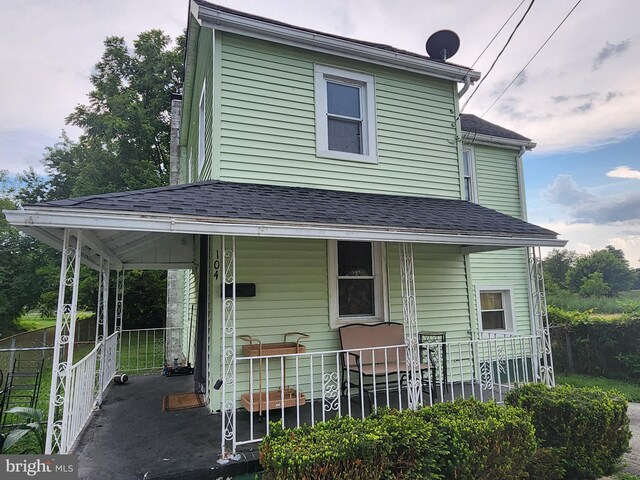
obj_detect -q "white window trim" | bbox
[462,146,479,203]
[328,240,387,329]
[198,82,206,177]
[314,64,378,163]
[475,285,516,335]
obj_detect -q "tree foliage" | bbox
[0,172,55,335]
[1,30,184,332]
[543,249,577,290]
[45,30,185,198]
[567,247,636,296]
[545,246,637,298]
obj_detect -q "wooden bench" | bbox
[338,322,436,408]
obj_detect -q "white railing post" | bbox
[46,229,83,454]
[528,247,555,386]
[95,257,110,406]
[115,270,125,371]
[399,242,422,410]
[220,236,237,460]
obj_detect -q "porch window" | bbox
[328,240,386,327]
[314,65,377,163]
[477,287,514,332]
[462,147,478,202]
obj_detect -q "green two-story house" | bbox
[5,0,565,456]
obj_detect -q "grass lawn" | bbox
[15,311,94,332]
[556,373,640,402]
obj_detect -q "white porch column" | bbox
[45,229,83,454]
[220,236,237,459]
[114,270,125,370]
[528,246,555,386]
[95,257,110,406]
[399,242,422,410]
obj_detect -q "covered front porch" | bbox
[4,180,564,466]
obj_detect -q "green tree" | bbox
[3,30,185,331]
[543,249,577,290]
[567,246,636,296]
[45,30,185,197]
[578,272,611,297]
[0,171,55,335]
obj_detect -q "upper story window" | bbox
[314,65,377,163]
[198,85,206,176]
[328,240,386,327]
[476,287,515,333]
[462,147,478,202]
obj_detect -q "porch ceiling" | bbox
[5,180,565,269]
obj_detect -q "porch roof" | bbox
[5,181,565,269]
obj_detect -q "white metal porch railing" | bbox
[117,327,183,373]
[231,333,546,448]
[100,332,118,394]
[62,344,99,452]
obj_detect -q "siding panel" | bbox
[218,33,461,198]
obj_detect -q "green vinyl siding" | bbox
[469,249,532,336]
[212,238,476,408]
[217,33,461,198]
[184,27,215,182]
[473,144,523,218]
[468,143,531,337]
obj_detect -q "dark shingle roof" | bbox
[194,1,473,71]
[460,114,531,142]
[38,181,557,239]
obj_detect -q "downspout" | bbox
[458,74,471,98]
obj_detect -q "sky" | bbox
[0,0,639,266]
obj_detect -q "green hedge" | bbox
[506,383,631,480]
[260,399,536,480]
[548,306,640,381]
[420,400,536,480]
[259,416,390,480]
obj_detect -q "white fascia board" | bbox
[197,5,480,84]
[5,208,567,249]
[462,132,537,150]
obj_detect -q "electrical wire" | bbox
[469,0,527,69]
[461,0,536,112]
[480,0,584,118]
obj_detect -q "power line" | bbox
[461,0,536,112]
[470,0,527,69]
[480,0,584,118]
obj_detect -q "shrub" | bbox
[506,383,631,480]
[420,399,536,480]
[549,308,640,380]
[370,408,442,479]
[259,416,390,480]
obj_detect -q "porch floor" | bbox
[72,375,257,480]
[73,374,510,480]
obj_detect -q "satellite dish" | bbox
[426,30,460,61]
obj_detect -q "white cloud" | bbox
[607,166,640,180]
[540,220,640,267]
[543,174,640,224]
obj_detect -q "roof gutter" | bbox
[196,4,481,83]
[5,207,566,249]
[461,131,537,150]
